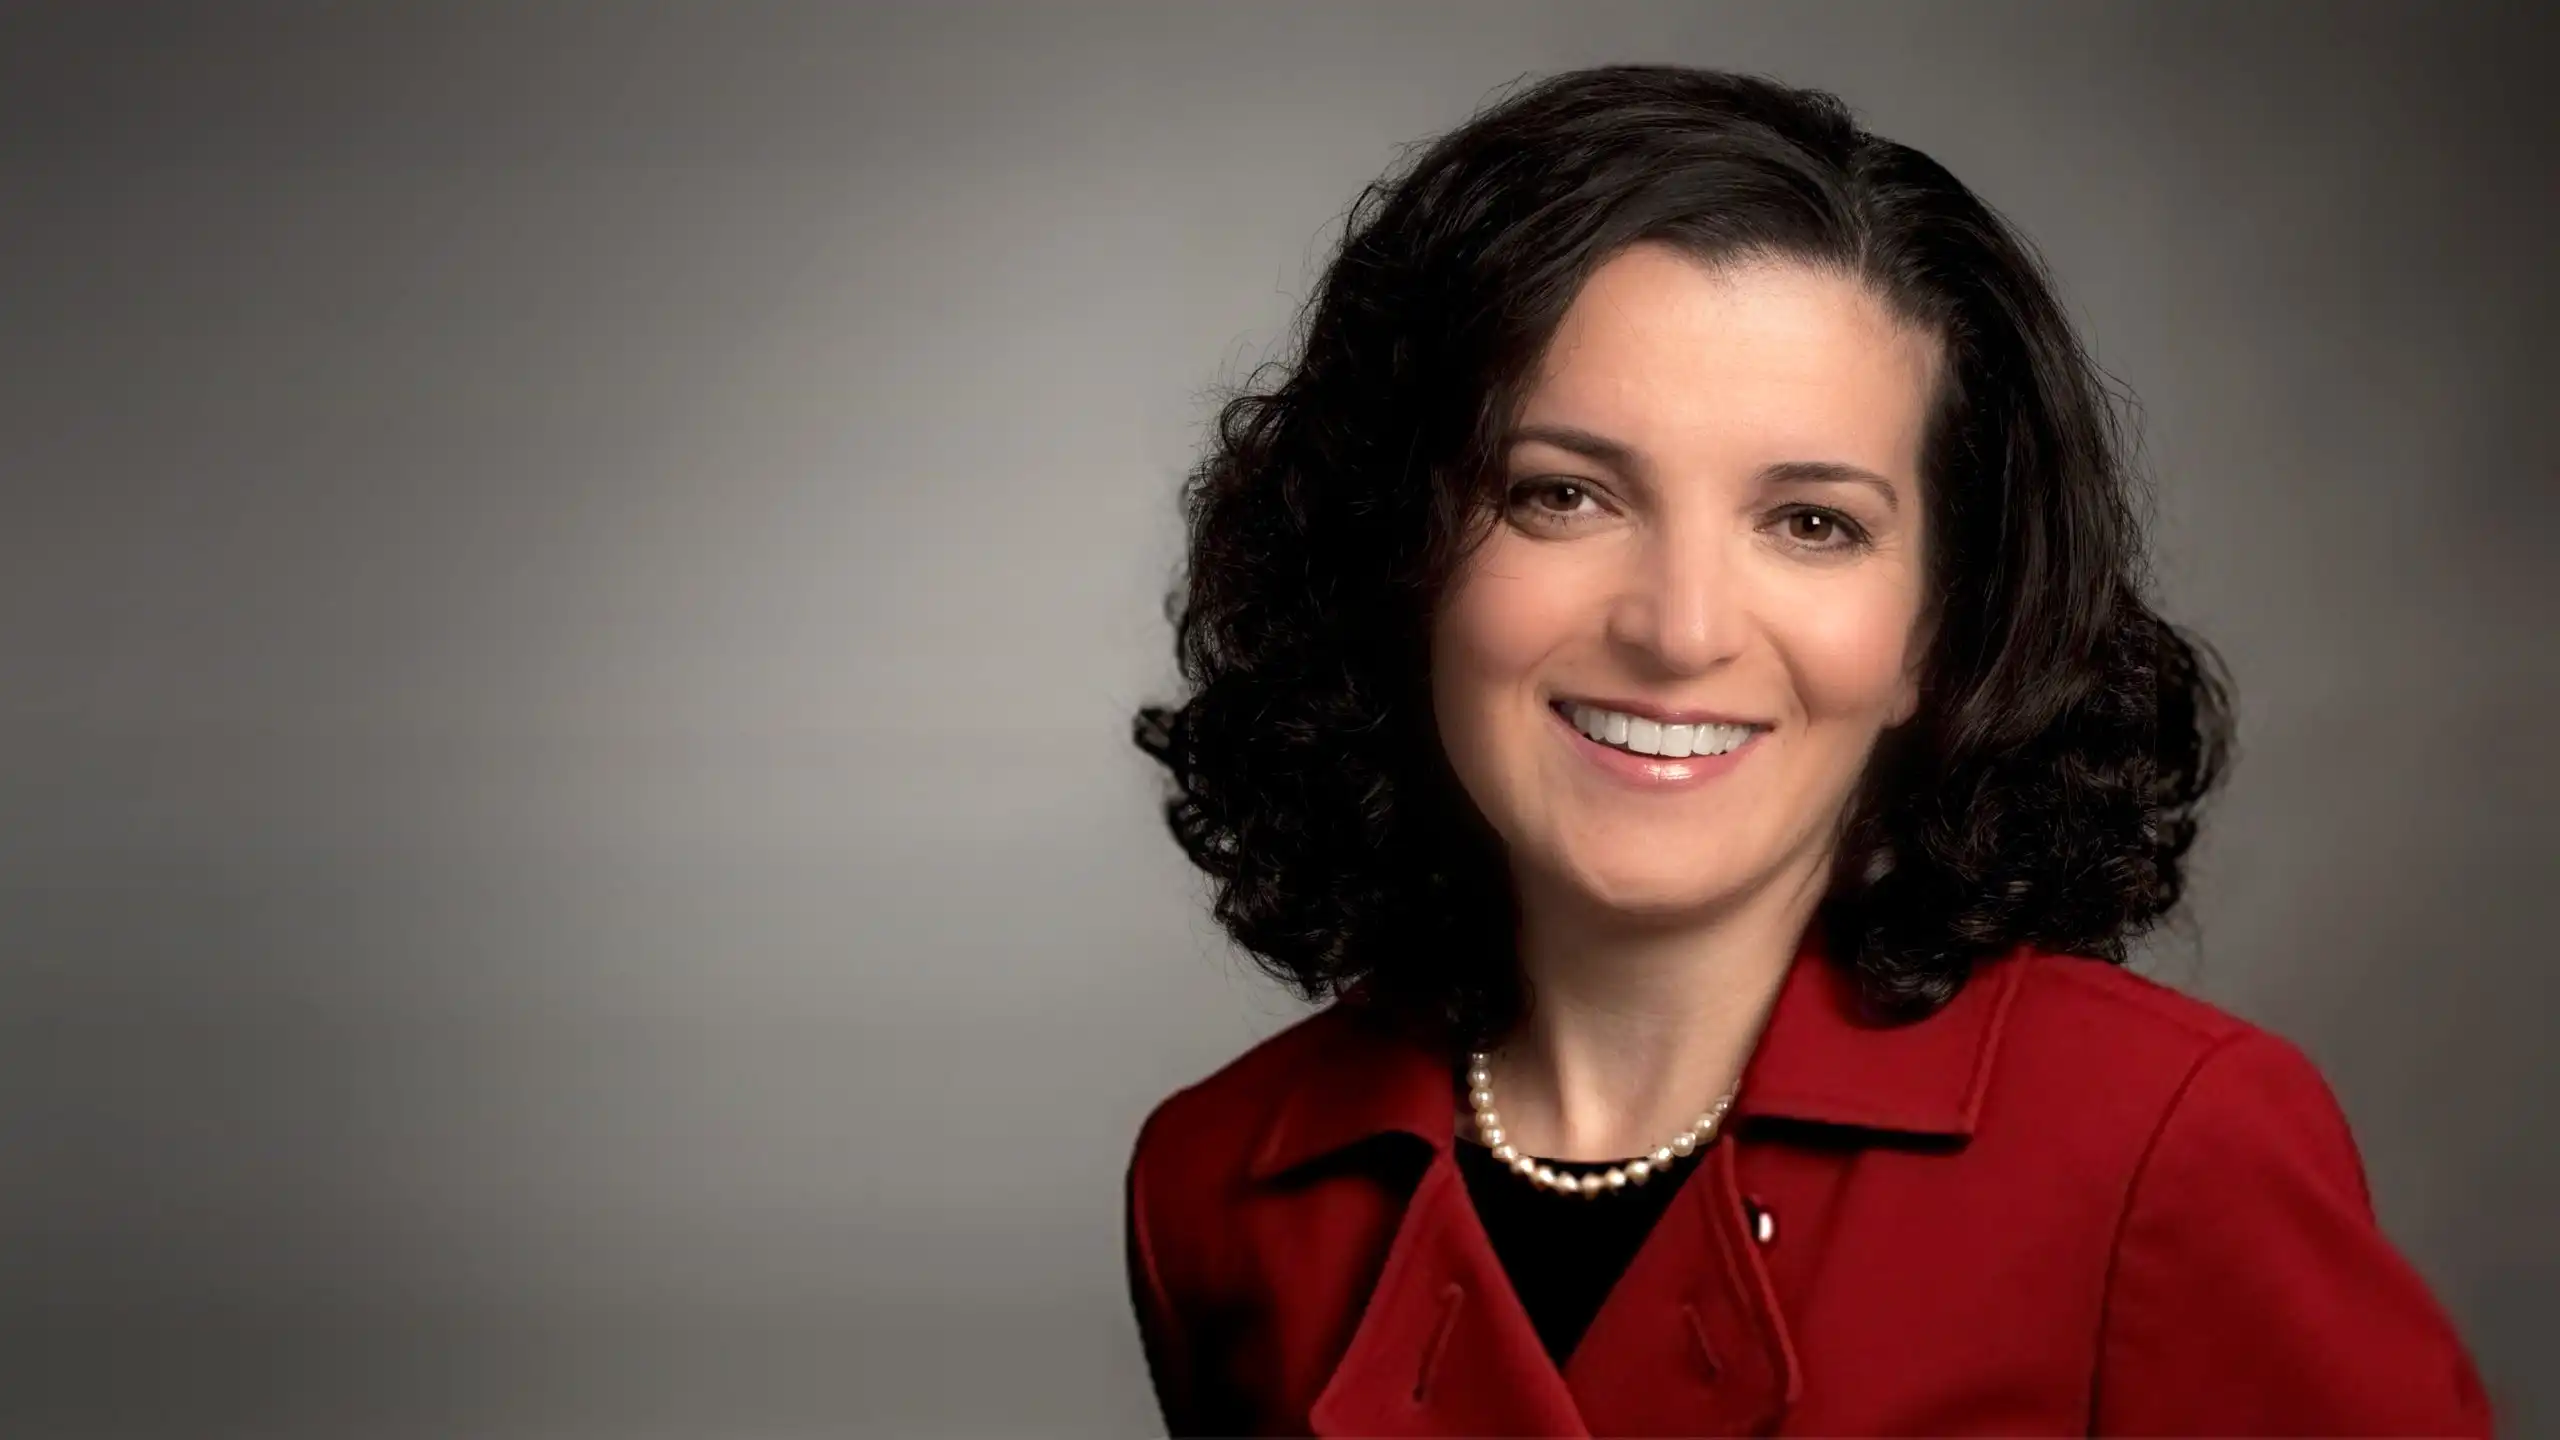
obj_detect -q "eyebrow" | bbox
[1508,422,1902,513]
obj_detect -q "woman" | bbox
[1123,65,2493,1437]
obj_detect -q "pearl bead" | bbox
[1463,1053,1739,1201]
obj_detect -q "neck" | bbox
[1479,844,1831,1163]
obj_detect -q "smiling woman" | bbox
[1126,64,2492,1437]
[1433,252,1937,933]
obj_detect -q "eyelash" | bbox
[1503,479,1876,555]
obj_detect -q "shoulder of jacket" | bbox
[1999,945,2288,1075]
[1995,947,2354,1175]
[1123,998,1372,1305]
[1128,997,1358,1187]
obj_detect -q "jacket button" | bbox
[1744,1197,1775,1244]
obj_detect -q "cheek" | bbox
[1783,576,1925,716]
[1433,544,1580,694]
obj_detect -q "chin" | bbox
[1561,856,1749,919]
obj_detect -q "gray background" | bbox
[4,2,2551,1435]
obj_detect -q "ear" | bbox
[1887,671,1922,729]
[1888,606,1939,729]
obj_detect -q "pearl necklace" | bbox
[1464,1048,1738,1197]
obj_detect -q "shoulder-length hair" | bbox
[1133,64,2235,1040]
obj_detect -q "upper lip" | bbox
[1552,694,1771,729]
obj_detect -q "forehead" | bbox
[1519,245,1940,481]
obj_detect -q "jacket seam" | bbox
[2035,954,2235,1048]
[2083,1027,2256,1433]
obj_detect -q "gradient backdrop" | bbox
[5,2,2553,1435]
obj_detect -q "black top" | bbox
[1453,1133,1707,1367]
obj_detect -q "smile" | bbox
[1548,699,1767,791]
[1552,700,1761,758]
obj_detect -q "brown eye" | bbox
[1771,505,1874,554]
[1507,479,1602,525]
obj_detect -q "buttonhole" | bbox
[1413,1281,1465,1403]
[1682,1302,1723,1380]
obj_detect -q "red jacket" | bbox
[1122,926,2495,1435]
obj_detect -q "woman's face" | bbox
[1429,245,1938,923]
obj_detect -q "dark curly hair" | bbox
[1133,64,2236,1041]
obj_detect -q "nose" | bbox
[1607,523,1746,676]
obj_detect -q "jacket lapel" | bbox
[1306,1149,1589,1437]
[1731,924,2022,1136]
[1266,921,2028,1436]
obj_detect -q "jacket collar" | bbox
[1247,920,2028,1182]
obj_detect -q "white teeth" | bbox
[1567,703,1755,759]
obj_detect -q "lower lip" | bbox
[1550,703,1764,791]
